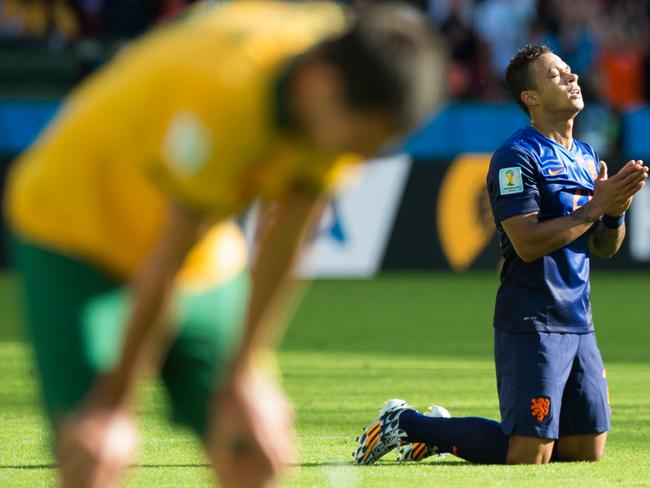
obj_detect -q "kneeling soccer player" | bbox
[4,2,446,486]
[354,44,648,466]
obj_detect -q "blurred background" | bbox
[1,0,649,274]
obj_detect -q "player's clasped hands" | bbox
[592,159,648,217]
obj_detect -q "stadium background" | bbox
[1,0,649,274]
[0,1,649,487]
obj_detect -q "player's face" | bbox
[308,104,398,157]
[527,53,584,115]
[291,60,399,157]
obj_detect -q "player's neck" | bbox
[529,115,574,149]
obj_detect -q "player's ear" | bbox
[520,90,538,111]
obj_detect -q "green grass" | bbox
[1,271,649,487]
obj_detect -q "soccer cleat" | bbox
[353,399,415,465]
[396,403,451,462]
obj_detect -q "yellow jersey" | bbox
[5,1,354,280]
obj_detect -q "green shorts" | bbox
[11,235,249,438]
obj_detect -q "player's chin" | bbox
[569,96,585,111]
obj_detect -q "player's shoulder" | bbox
[490,127,539,172]
[495,126,540,155]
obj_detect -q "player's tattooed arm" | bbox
[502,211,597,262]
[585,160,646,259]
[570,203,601,224]
[588,221,626,259]
[503,161,646,262]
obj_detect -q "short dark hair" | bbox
[505,44,551,115]
[319,3,446,129]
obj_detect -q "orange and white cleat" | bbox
[353,399,415,465]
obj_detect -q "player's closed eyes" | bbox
[550,66,571,78]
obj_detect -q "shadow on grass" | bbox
[294,460,468,468]
[0,461,470,470]
[0,463,213,470]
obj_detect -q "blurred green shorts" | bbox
[11,235,249,438]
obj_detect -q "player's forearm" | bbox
[99,276,176,408]
[237,230,300,365]
[231,194,322,375]
[588,220,625,259]
[509,201,603,262]
[93,204,203,408]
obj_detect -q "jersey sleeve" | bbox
[148,109,219,214]
[487,145,541,223]
[144,87,252,216]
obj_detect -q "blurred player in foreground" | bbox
[3,2,445,486]
[354,44,648,465]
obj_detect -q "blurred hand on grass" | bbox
[210,367,295,488]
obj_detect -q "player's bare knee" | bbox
[584,451,603,462]
[506,436,554,464]
[557,433,607,462]
[561,447,604,462]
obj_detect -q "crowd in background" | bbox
[2,0,649,104]
[0,0,200,44]
[1,0,649,153]
[428,0,650,154]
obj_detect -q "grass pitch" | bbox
[1,272,649,487]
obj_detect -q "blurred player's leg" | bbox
[160,270,290,487]
[10,234,122,422]
[154,227,291,487]
[159,270,249,437]
[12,222,253,485]
[10,234,137,487]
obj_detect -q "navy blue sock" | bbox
[398,410,509,464]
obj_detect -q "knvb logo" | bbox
[530,397,551,422]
